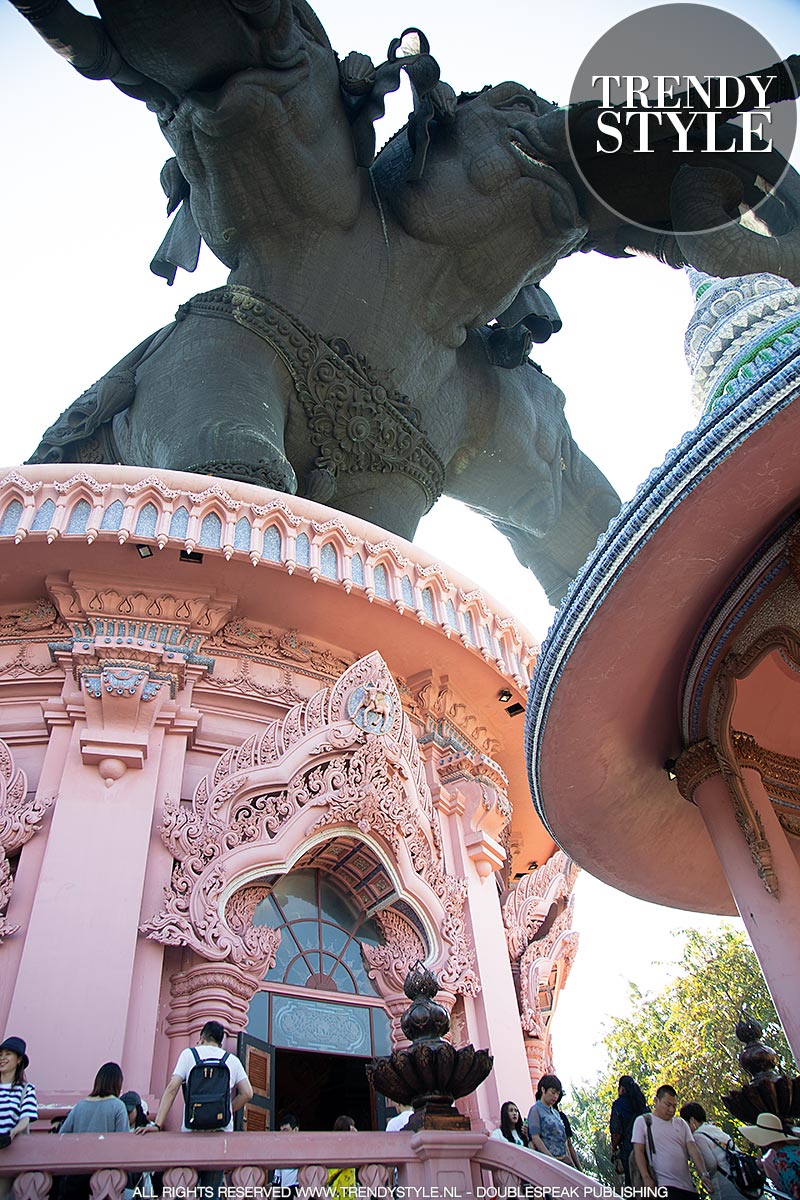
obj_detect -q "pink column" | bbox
[695,768,800,1057]
[452,846,534,1117]
[6,721,169,1094]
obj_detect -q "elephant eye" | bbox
[496,95,543,114]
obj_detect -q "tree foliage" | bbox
[567,925,796,1185]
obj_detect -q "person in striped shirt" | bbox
[0,1036,38,1198]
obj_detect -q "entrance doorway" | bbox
[275,1047,375,1131]
[238,1034,394,1131]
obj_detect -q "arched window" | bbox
[254,870,380,996]
[247,869,392,1057]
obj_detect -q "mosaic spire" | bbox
[685,267,800,416]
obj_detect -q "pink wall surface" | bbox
[0,465,577,1125]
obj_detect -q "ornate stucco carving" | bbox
[204,619,353,682]
[437,749,512,877]
[167,961,263,1041]
[519,913,579,1035]
[502,852,579,960]
[678,715,782,897]
[675,738,720,802]
[205,660,304,706]
[0,600,68,640]
[42,573,228,782]
[501,852,579,1042]
[408,670,501,760]
[142,651,478,995]
[142,842,281,974]
[0,739,53,942]
[362,909,427,996]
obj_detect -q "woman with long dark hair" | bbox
[610,1075,649,1184]
[60,1063,129,1200]
[491,1101,529,1147]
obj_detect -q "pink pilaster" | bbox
[461,868,534,1116]
[695,767,800,1058]
[121,729,197,1096]
[7,722,168,1093]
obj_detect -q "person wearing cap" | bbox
[120,1091,154,1200]
[740,1112,800,1200]
[0,1036,38,1199]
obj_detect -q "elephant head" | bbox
[520,80,800,287]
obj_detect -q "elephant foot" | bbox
[187,456,298,494]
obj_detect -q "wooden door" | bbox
[237,1032,274,1131]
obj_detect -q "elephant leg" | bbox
[112,312,297,492]
[445,342,620,603]
[316,472,433,541]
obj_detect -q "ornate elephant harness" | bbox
[29,285,447,511]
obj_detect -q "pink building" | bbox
[0,464,578,1132]
[528,270,800,1060]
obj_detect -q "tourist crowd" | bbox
[3,1031,800,1200]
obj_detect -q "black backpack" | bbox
[699,1131,767,1199]
[721,1147,767,1199]
[183,1048,232,1131]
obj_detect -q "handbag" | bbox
[629,1115,658,1189]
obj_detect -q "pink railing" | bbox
[0,1130,612,1199]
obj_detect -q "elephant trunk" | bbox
[670,163,800,286]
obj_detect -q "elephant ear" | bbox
[669,155,800,286]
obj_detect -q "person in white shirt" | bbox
[386,1105,412,1132]
[633,1085,712,1200]
[680,1102,741,1200]
[140,1021,253,1195]
[142,1021,252,1134]
[491,1101,531,1148]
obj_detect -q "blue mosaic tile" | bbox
[0,500,23,536]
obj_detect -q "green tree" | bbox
[571,925,796,1185]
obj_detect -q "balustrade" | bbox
[0,1131,612,1199]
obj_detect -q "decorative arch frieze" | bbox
[0,740,53,943]
[141,652,478,995]
[502,852,579,961]
[500,852,579,1078]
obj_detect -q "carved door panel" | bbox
[237,1032,274,1131]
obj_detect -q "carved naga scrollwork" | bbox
[502,851,579,1037]
[0,739,53,943]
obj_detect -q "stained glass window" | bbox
[254,870,380,996]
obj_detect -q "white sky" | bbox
[3,0,799,1093]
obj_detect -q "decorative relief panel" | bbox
[0,600,68,641]
[142,652,478,995]
[362,909,428,996]
[502,852,579,961]
[0,739,53,942]
[408,670,502,760]
[501,853,579,1043]
[204,619,353,683]
[42,574,231,782]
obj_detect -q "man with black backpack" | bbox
[141,1020,253,1189]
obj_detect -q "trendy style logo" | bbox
[567,3,798,236]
